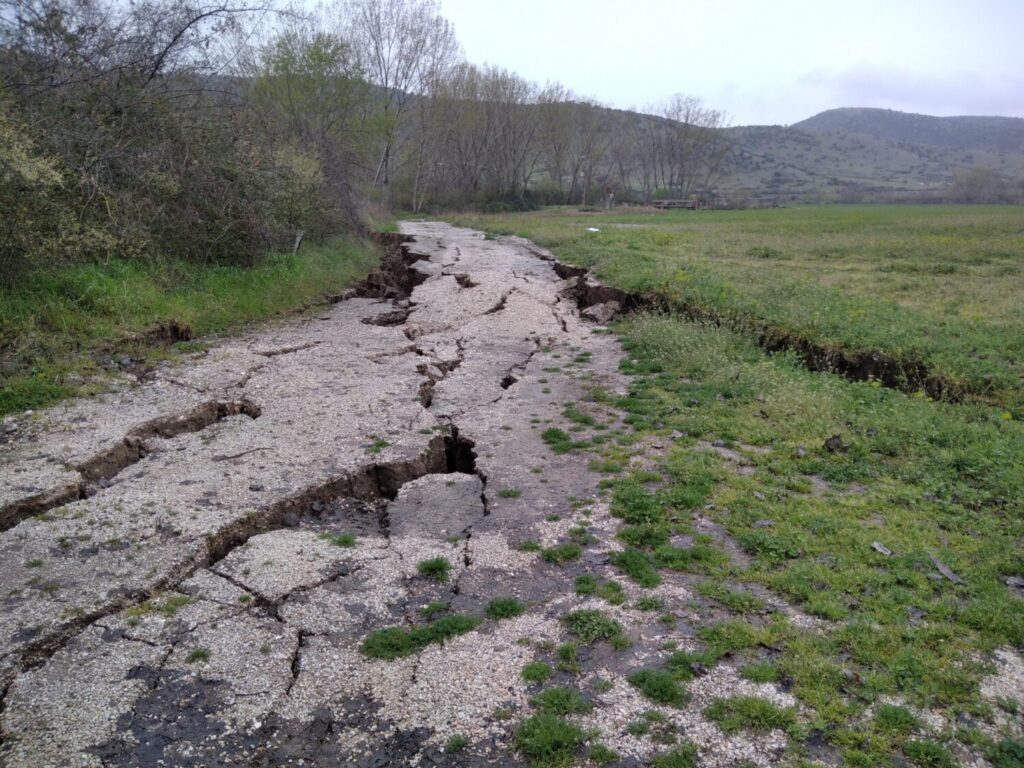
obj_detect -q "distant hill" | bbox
[713,108,1024,203]
[792,108,1024,155]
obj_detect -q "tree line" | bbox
[0,0,731,282]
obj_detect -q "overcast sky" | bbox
[436,0,1024,126]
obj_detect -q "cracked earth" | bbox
[1,223,1018,768]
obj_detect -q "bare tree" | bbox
[345,0,459,205]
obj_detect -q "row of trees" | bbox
[0,0,731,282]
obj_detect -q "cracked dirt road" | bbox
[0,223,810,767]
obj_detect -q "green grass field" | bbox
[447,205,1024,412]
[0,238,378,415]
[446,204,1024,766]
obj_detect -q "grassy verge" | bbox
[547,312,1024,766]
[0,237,378,415]
[446,205,1024,412]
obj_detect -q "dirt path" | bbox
[0,223,803,767]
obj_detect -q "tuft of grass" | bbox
[666,650,715,681]
[515,713,586,768]
[627,668,689,706]
[574,574,625,605]
[541,542,582,564]
[695,581,765,613]
[574,574,598,595]
[874,704,919,734]
[649,744,699,768]
[904,739,957,768]
[446,734,469,752]
[419,601,448,619]
[486,597,527,620]
[588,743,620,765]
[740,661,780,684]
[185,647,210,663]
[417,556,451,582]
[704,696,797,734]
[125,594,192,619]
[557,643,581,673]
[563,609,629,649]
[541,427,589,454]
[610,548,662,587]
[320,532,357,548]
[531,686,593,715]
[987,738,1024,768]
[635,595,665,612]
[522,661,552,683]
[497,488,522,498]
[361,614,482,660]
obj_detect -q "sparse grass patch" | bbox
[497,488,522,498]
[610,547,662,587]
[361,614,482,660]
[185,647,210,663]
[695,581,765,613]
[126,594,192,619]
[365,436,389,455]
[541,427,589,454]
[635,595,665,612]
[704,695,797,734]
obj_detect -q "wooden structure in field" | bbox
[652,199,699,210]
